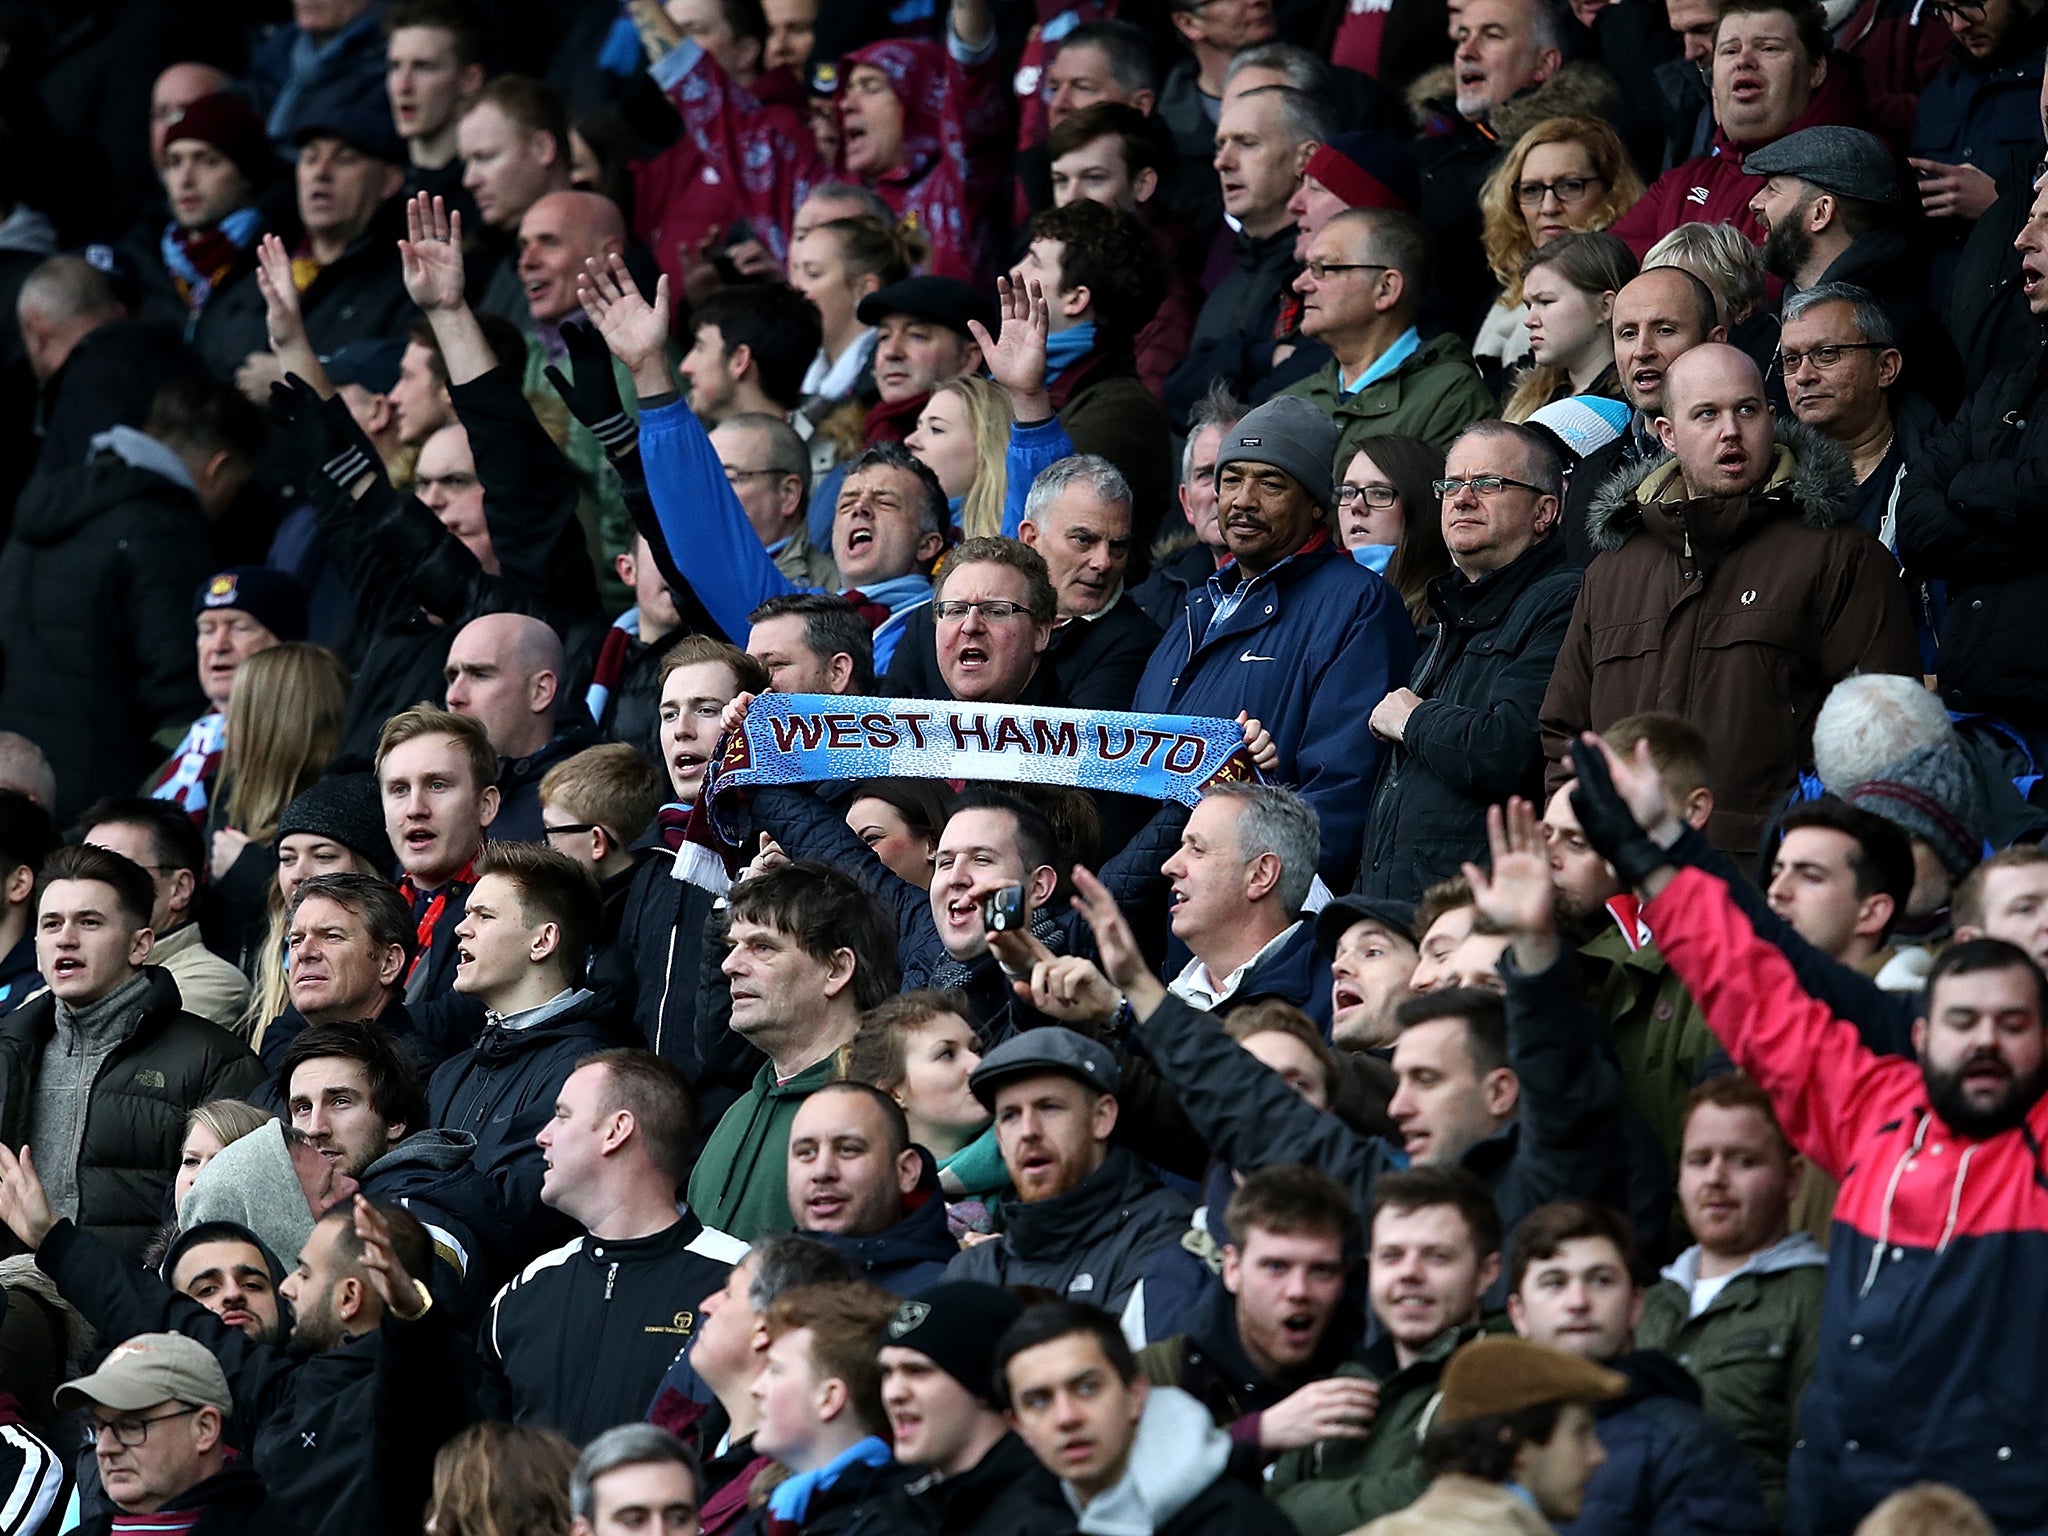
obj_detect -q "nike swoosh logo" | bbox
[1239,651,1276,662]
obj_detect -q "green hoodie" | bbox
[1279,332,1497,462]
[686,1054,838,1241]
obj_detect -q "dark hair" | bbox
[577,1048,702,1185]
[805,1079,911,1160]
[691,285,825,412]
[994,1301,1137,1409]
[383,0,488,66]
[747,592,879,693]
[0,789,59,878]
[279,1018,431,1137]
[38,843,157,931]
[1507,1199,1637,1296]
[1716,0,1828,62]
[1421,1402,1566,1481]
[1414,875,1475,944]
[843,441,949,545]
[473,841,604,979]
[1340,433,1448,625]
[287,872,417,973]
[167,1221,279,1284]
[1225,1162,1357,1248]
[1058,19,1157,95]
[1394,988,1510,1075]
[1221,1000,1337,1103]
[659,633,773,695]
[1604,712,1713,804]
[1004,785,1100,886]
[1456,419,1564,499]
[748,1234,856,1310]
[1370,1166,1503,1259]
[1047,101,1169,185]
[725,862,901,1010]
[324,1200,434,1281]
[1026,199,1166,344]
[1776,796,1916,936]
[812,216,922,288]
[408,310,531,385]
[846,778,951,846]
[146,377,267,467]
[77,796,206,879]
[1927,937,2048,1016]
[719,0,769,46]
[945,788,1061,889]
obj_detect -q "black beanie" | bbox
[276,772,394,875]
[881,1282,1024,1405]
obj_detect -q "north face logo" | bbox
[131,1069,166,1090]
[1686,186,1711,205]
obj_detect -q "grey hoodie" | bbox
[1656,1230,1828,1296]
[1065,1385,1232,1536]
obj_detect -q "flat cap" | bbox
[969,1025,1119,1108]
[1437,1335,1628,1425]
[1315,895,1417,956]
[856,276,999,340]
[1742,126,1898,205]
[57,1333,233,1415]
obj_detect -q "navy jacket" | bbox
[807,1156,958,1295]
[1134,534,1416,887]
[1558,1351,1772,1536]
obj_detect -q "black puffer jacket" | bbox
[0,446,214,820]
[942,1146,1192,1317]
[1898,337,2048,734]
[0,968,264,1261]
[1356,535,1582,902]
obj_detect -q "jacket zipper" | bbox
[605,1262,618,1300]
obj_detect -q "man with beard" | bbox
[1566,729,2048,1533]
[1747,128,1962,412]
[1316,895,1420,1054]
[1542,713,1725,1173]
[164,1223,284,1344]
[0,1152,467,1536]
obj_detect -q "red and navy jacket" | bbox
[1648,866,2048,1536]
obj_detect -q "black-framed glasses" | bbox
[723,467,793,484]
[934,599,1035,622]
[1337,483,1400,508]
[1927,0,1985,22]
[83,1407,201,1449]
[542,822,601,839]
[1434,475,1550,499]
[1301,261,1390,282]
[1776,342,1887,373]
[1516,175,1605,207]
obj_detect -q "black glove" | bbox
[269,375,383,504]
[544,320,636,459]
[1568,738,1673,890]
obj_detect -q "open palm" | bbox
[968,275,1048,400]
[254,233,305,350]
[580,252,671,374]
[398,192,466,313]
[1466,798,1553,936]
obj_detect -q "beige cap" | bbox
[55,1333,232,1415]
[1436,1335,1628,1425]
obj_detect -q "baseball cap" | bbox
[1315,895,1417,957]
[56,1333,233,1415]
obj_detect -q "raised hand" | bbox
[719,691,757,738]
[1464,798,1554,943]
[398,192,467,313]
[1020,953,1123,1025]
[579,252,674,396]
[968,275,1050,418]
[0,1144,58,1250]
[1069,865,1166,1019]
[543,320,636,457]
[352,1195,428,1321]
[1568,734,1679,895]
[254,233,308,353]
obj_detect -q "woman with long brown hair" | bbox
[1473,118,1645,379]
[1335,435,1451,632]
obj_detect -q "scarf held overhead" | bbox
[676,694,1261,892]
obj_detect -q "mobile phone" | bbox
[982,885,1028,934]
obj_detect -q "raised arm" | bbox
[398,193,495,387]
[255,233,331,398]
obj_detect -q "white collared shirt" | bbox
[1168,921,1302,1012]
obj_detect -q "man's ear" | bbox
[827,650,856,693]
[1506,1291,1528,1336]
[377,942,408,989]
[1683,786,1713,830]
[1220,1243,1242,1294]
[1133,165,1160,206]
[895,1146,921,1196]
[1533,45,1562,81]
[1855,892,1896,940]
[1062,282,1093,320]
[1478,1248,1503,1297]
[478,783,501,828]
[915,528,947,566]
[1708,323,1728,343]
[1484,1064,1519,1121]
[1091,1091,1119,1143]
[1028,861,1058,912]
[1807,193,1835,233]
[3,864,32,906]
[459,63,487,99]
[820,945,859,999]
[530,668,559,715]
[1376,268,1406,315]
[1911,1015,1928,1057]
[167,867,197,923]
[1876,347,1903,390]
[1131,88,1158,116]
[729,340,755,381]
[529,919,564,966]
[129,926,156,968]
[959,338,985,375]
[1655,413,1677,455]
[1243,850,1282,903]
[379,164,406,203]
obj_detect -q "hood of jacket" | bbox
[12,444,201,545]
[0,204,55,257]
[1583,417,1856,558]
[1006,1146,1168,1260]
[1813,227,1910,293]
[1070,1384,1233,1536]
[364,1126,479,1182]
[1405,59,1622,140]
[1604,1348,1705,1413]
[1657,1229,1827,1289]
[179,1118,317,1271]
[470,986,626,1063]
[810,1147,959,1278]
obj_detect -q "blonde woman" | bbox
[1474,118,1645,376]
[789,213,926,416]
[207,644,350,969]
[905,373,1011,540]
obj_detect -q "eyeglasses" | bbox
[1433,475,1550,499]
[1300,261,1389,282]
[542,822,601,839]
[934,599,1035,622]
[83,1407,201,1449]
[723,467,793,484]
[1776,342,1886,372]
[1515,175,1605,207]
[1927,0,1985,22]
[1337,483,1400,508]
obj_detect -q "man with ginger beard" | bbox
[1540,342,1919,860]
[1636,1075,1825,1518]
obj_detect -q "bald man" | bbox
[516,190,627,328]
[443,612,593,841]
[1540,340,1919,856]
[150,62,234,169]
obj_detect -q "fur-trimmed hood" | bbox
[1405,58,1623,141]
[1583,417,1857,560]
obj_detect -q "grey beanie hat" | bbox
[1214,395,1342,514]
[1847,740,1988,880]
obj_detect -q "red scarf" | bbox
[398,859,477,981]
